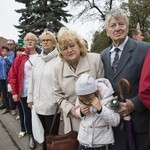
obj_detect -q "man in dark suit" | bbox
[101,9,150,150]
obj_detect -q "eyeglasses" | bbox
[41,39,53,42]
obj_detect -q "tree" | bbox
[69,0,124,51]
[121,0,150,41]
[15,0,71,38]
[90,0,150,52]
[70,0,117,22]
[91,30,111,53]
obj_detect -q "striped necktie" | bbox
[112,48,120,72]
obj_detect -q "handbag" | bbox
[46,99,79,150]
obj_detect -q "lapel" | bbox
[113,38,134,78]
[63,55,90,77]
[106,47,114,73]
[103,46,115,76]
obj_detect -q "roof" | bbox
[0,36,7,47]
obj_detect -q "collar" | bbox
[110,36,129,52]
[63,55,90,77]
[40,48,58,62]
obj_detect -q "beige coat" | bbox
[52,53,104,133]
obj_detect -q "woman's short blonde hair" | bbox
[105,9,129,29]
[57,27,88,60]
[24,32,38,42]
[39,30,57,48]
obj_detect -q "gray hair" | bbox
[105,9,129,29]
[24,32,38,42]
[39,30,57,46]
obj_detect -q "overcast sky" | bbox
[0,1,25,42]
[0,1,101,46]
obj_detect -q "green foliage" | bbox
[121,0,150,41]
[91,0,150,51]
[15,0,71,38]
[91,30,111,53]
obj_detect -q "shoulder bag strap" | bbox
[50,98,74,133]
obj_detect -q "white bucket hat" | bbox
[75,73,98,95]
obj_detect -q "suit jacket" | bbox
[101,38,150,150]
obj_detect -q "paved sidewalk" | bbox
[0,109,42,150]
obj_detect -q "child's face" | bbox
[78,93,95,106]
[1,49,8,56]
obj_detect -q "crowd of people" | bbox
[0,9,149,150]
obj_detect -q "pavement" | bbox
[0,93,64,150]
[0,120,19,150]
[0,109,42,150]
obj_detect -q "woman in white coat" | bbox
[52,27,104,133]
[27,30,60,150]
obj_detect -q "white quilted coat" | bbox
[76,78,120,147]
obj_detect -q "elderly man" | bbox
[128,28,144,41]
[101,9,150,150]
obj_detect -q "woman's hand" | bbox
[70,106,82,118]
[12,94,18,102]
[28,102,34,109]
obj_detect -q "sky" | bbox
[0,0,101,46]
[0,1,125,47]
[0,1,100,45]
[0,1,25,42]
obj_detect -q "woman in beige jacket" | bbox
[52,27,104,133]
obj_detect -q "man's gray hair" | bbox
[105,9,129,29]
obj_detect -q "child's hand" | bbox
[91,97,102,111]
[80,105,90,116]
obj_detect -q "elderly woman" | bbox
[27,30,60,150]
[52,27,104,133]
[9,32,40,149]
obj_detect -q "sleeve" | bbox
[97,105,120,127]
[8,56,20,95]
[75,98,85,119]
[139,50,150,110]
[52,63,74,117]
[4,57,12,67]
[97,54,105,78]
[8,52,15,65]
[96,79,120,126]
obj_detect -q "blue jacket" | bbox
[0,56,11,79]
[7,51,15,65]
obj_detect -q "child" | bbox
[75,73,120,150]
